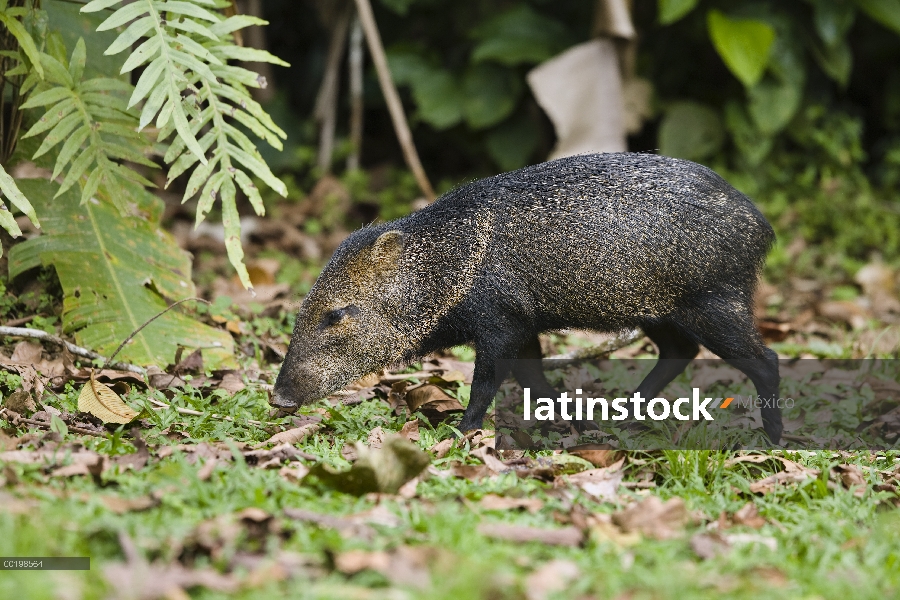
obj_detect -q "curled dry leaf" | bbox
[255,424,320,448]
[567,443,623,468]
[691,532,730,559]
[732,502,766,528]
[367,425,386,449]
[78,370,138,424]
[305,435,430,495]
[612,496,689,540]
[429,438,454,459]
[399,419,420,442]
[832,464,867,497]
[4,390,36,415]
[405,384,464,423]
[562,462,624,502]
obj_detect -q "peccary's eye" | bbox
[322,305,358,327]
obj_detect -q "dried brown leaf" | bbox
[78,370,138,424]
[478,523,583,547]
[255,424,320,448]
[612,496,688,540]
[479,493,543,513]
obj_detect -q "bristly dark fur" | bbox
[273,153,783,442]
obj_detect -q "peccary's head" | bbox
[271,229,410,409]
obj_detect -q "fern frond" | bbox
[19,39,155,212]
[82,0,289,289]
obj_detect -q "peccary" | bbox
[272,153,783,443]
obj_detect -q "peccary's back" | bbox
[409,153,774,329]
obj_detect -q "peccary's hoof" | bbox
[458,417,483,432]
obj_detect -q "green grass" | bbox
[3,369,900,600]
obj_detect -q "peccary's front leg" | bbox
[458,335,524,431]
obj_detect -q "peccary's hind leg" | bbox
[680,302,782,444]
[510,335,559,401]
[634,323,700,399]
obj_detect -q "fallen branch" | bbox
[544,329,645,365]
[146,397,272,428]
[0,407,105,437]
[0,326,144,374]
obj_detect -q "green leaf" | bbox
[226,146,286,196]
[196,169,226,223]
[20,86,72,109]
[81,167,103,204]
[153,1,220,23]
[97,1,150,32]
[220,176,252,289]
[181,156,217,199]
[33,112,83,159]
[707,10,775,87]
[80,0,123,12]
[56,147,96,196]
[8,178,234,367]
[471,5,571,66]
[121,35,162,73]
[810,39,852,86]
[22,98,78,139]
[209,14,267,37]
[129,54,166,106]
[234,169,264,216]
[462,64,521,130]
[748,78,803,135]
[724,101,772,166]
[215,45,289,66]
[139,79,169,129]
[167,16,217,40]
[106,16,155,55]
[813,0,856,47]
[0,164,40,232]
[658,0,698,25]
[168,82,208,163]
[854,0,900,34]
[409,69,463,130]
[69,37,87,82]
[658,101,725,160]
[38,52,75,87]
[0,13,44,78]
[53,126,92,179]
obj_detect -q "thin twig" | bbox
[0,407,105,438]
[347,11,365,170]
[0,326,144,374]
[147,397,271,427]
[315,2,352,173]
[103,297,210,369]
[353,0,435,200]
[544,329,645,365]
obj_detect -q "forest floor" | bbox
[2,189,900,600]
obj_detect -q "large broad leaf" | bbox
[470,6,571,66]
[8,179,234,368]
[707,10,775,87]
[462,64,521,130]
[44,0,124,80]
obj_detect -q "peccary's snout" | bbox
[270,363,319,411]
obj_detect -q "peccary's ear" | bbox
[370,230,406,267]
